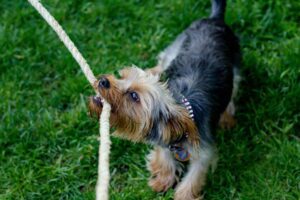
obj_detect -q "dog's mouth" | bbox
[92,96,104,107]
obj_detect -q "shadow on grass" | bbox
[204,60,272,199]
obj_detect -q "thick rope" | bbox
[27,1,111,200]
[96,102,111,200]
[27,0,97,86]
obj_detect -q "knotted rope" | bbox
[27,0,111,199]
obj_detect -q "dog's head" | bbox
[89,66,199,146]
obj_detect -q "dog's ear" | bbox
[161,107,200,148]
[146,66,163,78]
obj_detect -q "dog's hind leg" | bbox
[219,67,241,129]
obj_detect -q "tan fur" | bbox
[219,101,236,129]
[146,65,164,76]
[174,147,215,200]
[174,167,206,200]
[162,106,200,148]
[88,66,205,199]
[219,110,236,129]
[147,147,178,192]
[89,67,200,147]
[88,96,103,118]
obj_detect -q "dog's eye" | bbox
[129,91,140,102]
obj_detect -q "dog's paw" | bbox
[148,174,175,192]
[219,111,236,129]
[174,189,202,200]
[174,181,204,200]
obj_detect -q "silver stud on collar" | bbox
[181,96,194,121]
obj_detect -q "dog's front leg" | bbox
[147,146,178,192]
[174,147,216,200]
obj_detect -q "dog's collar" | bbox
[168,95,194,162]
[181,95,194,120]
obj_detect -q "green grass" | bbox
[0,0,299,199]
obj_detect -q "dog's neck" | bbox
[166,95,195,162]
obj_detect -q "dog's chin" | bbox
[88,96,104,118]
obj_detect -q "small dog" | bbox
[89,0,241,199]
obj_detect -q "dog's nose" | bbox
[98,77,110,89]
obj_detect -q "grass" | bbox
[0,0,299,199]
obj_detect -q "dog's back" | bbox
[161,0,240,142]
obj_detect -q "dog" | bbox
[89,0,241,199]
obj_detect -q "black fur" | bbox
[167,20,240,145]
[164,0,240,146]
[142,1,241,197]
[210,0,227,19]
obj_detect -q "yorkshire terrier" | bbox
[89,0,241,199]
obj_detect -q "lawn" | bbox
[0,0,299,199]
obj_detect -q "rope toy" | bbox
[27,1,111,199]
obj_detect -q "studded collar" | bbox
[181,95,194,120]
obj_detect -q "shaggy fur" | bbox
[89,0,241,199]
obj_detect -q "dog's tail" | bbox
[210,0,227,20]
